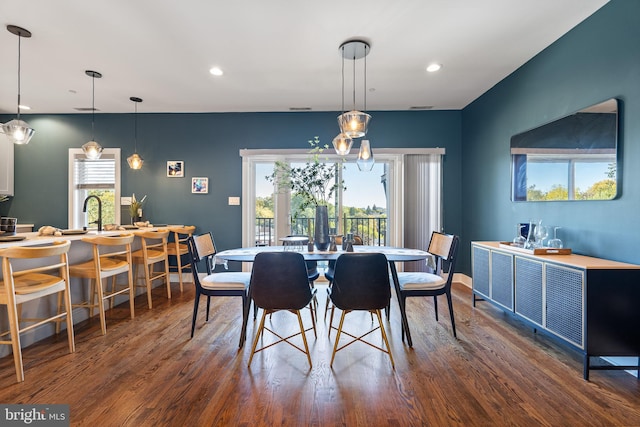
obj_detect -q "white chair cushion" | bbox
[397,272,446,291]
[201,272,251,290]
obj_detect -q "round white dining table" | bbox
[216,245,430,347]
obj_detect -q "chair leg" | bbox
[55,291,63,334]
[308,301,317,339]
[296,310,312,368]
[63,281,76,354]
[191,292,200,338]
[176,255,184,293]
[206,296,211,321]
[398,295,409,342]
[248,310,268,367]
[96,277,107,335]
[144,263,153,309]
[446,291,457,338]
[239,295,250,348]
[375,309,395,369]
[328,305,337,337]
[6,296,24,382]
[330,311,347,367]
[164,257,171,300]
[433,295,439,321]
[127,268,135,319]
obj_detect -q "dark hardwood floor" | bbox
[0,280,638,426]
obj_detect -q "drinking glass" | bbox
[548,227,563,249]
[534,220,548,248]
[512,224,526,247]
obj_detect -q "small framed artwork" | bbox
[192,177,209,194]
[167,161,184,177]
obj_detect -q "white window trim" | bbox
[240,147,444,252]
[68,148,121,229]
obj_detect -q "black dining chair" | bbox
[247,251,315,368]
[187,232,251,348]
[324,234,363,321]
[329,252,394,368]
[395,231,460,341]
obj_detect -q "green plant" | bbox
[129,193,147,218]
[267,137,346,212]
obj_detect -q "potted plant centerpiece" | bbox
[268,137,345,250]
[128,193,147,225]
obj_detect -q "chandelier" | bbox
[1,25,35,145]
[82,70,104,160]
[127,97,144,170]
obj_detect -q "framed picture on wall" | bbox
[167,161,184,177]
[192,177,208,194]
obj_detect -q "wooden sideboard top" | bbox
[472,241,640,270]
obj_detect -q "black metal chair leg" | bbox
[191,292,201,338]
[433,295,439,321]
[206,295,212,321]
[446,291,456,338]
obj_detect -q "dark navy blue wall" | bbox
[1,110,462,254]
[460,0,640,273]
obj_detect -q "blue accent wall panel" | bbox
[460,0,640,274]
[0,110,461,257]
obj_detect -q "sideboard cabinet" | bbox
[472,241,640,380]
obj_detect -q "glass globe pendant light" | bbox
[127,97,144,170]
[82,70,104,160]
[337,40,371,140]
[332,42,354,155]
[356,140,375,171]
[1,25,35,145]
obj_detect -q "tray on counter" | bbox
[61,229,88,235]
[0,235,26,242]
[499,242,572,255]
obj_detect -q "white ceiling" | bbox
[0,0,608,115]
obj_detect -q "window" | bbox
[68,148,121,229]
[241,148,444,272]
[515,152,616,201]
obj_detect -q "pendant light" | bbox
[127,97,144,170]
[337,40,371,140]
[357,140,375,171]
[332,42,354,155]
[1,25,35,145]
[82,70,103,160]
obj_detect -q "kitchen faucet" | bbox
[83,195,102,231]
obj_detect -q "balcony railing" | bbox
[255,216,387,247]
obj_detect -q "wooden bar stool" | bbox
[167,225,196,292]
[0,240,75,382]
[131,229,171,309]
[68,234,135,335]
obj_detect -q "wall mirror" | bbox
[511,98,618,201]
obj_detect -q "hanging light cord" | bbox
[352,47,357,110]
[134,102,138,152]
[91,75,96,140]
[341,46,345,115]
[364,44,367,112]
[16,33,21,119]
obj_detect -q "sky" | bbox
[256,161,387,209]
[526,161,612,192]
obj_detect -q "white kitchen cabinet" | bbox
[0,136,14,196]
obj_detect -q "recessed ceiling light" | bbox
[209,67,223,76]
[426,63,442,73]
[18,105,30,110]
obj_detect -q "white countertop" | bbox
[0,226,176,249]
